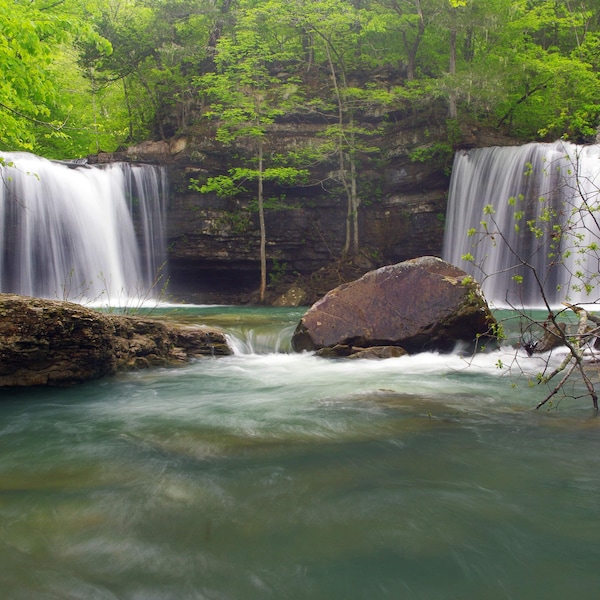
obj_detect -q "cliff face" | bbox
[91,119,513,304]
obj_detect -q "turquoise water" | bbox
[1,307,600,599]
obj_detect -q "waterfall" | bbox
[443,141,600,308]
[0,152,167,305]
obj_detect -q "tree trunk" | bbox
[302,29,314,71]
[202,0,233,73]
[89,68,100,153]
[136,73,166,140]
[323,41,354,258]
[349,117,359,256]
[258,140,267,303]
[401,1,425,82]
[448,29,458,119]
[122,77,134,142]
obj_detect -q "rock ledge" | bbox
[0,294,231,387]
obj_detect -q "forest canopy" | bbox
[2,0,600,158]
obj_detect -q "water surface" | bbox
[1,307,599,599]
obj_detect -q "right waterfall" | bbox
[443,141,600,308]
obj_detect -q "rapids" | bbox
[1,306,600,599]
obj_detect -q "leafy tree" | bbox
[191,1,308,302]
[78,0,235,143]
[462,0,600,140]
[371,0,430,82]
[287,0,394,258]
[444,0,469,119]
[78,0,172,141]
[0,0,112,155]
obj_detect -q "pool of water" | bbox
[1,307,599,599]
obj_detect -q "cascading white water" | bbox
[443,141,600,308]
[0,152,167,304]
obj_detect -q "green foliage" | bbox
[193,174,244,197]
[216,210,252,234]
[4,0,600,156]
[488,320,506,343]
[409,119,461,174]
[268,258,288,284]
[487,1,600,140]
[409,142,453,175]
[0,0,113,155]
[192,167,309,198]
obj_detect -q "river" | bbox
[1,306,600,599]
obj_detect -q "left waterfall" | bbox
[0,153,167,305]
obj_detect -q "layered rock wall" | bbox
[91,120,514,303]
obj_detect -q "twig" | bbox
[536,302,599,409]
[536,359,578,409]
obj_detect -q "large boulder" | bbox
[0,294,231,387]
[291,256,495,355]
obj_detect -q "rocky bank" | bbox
[0,294,230,387]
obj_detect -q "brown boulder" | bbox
[0,294,231,387]
[291,256,495,354]
[272,285,308,307]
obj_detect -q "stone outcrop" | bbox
[291,256,495,356]
[315,345,408,359]
[0,294,231,387]
[162,127,449,303]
